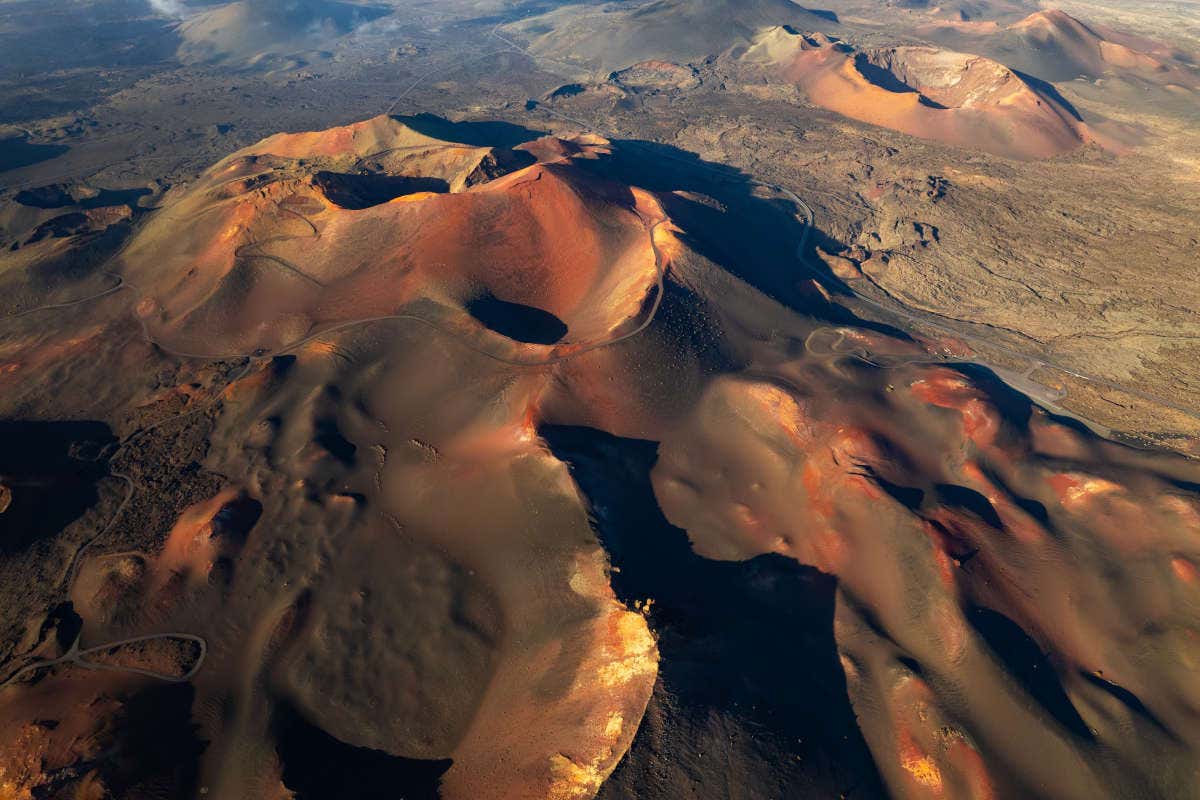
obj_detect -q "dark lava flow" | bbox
[0,420,115,555]
[273,701,451,800]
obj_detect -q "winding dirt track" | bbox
[4,632,207,685]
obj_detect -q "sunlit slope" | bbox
[118,115,665,360]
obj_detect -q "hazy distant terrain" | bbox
[1044,0,1200,47]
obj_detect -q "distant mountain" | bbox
[505,0,841,73]
[914,7,1200,89]
[177,0,389,65]
[1004,9,1198,85]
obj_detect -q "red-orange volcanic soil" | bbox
[742,27,1096,159]
[119,115,665,360]
[2,114,1199,800]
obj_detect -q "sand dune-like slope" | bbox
[2,114,1200,800]
[176,0,390,65]
[743,27,1094,158]
[504,0,840,73]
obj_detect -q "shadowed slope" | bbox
[542,426,887,799]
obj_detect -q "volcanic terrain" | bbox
[1005,9,1197,82]
[1,111,1199,800]
[2,1,1200,799]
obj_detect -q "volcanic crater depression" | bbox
[119,115,667,362]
